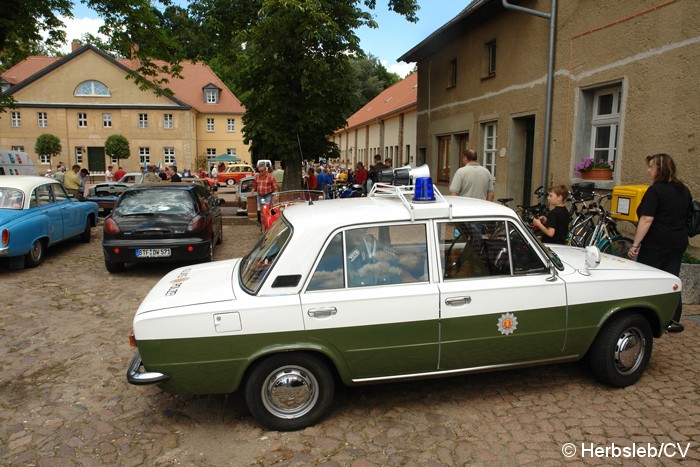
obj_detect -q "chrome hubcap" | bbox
[262,366,318,419]
[614,327,645,375]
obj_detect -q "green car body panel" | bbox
[135,292,676,395]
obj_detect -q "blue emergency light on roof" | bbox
[412,177,435,202]
[368,164,450,220]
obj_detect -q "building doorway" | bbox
[87,147,106,173]
[508,116,536,206]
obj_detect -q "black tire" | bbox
[105,260,125,273]
[206,238,215,262]
[226,178,235,186]
[25,239,45,268]
[589,313,653,387]
[244,353,334,431]
[80,219,92,243]
[215,225,223,245]
[600,236,633,258]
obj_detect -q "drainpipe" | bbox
[502,0,557,189]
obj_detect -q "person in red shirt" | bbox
[113,166,126,182]
[354,161,368,189]
[306,167,317,190]
[253,163,278,224]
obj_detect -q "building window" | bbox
[227,118,235,132]
[205,89,219,104]
[164,147,175,165]
[226,148,236,155]
[78,113,87,128]
[206,148,217,162]
[139,147,150,164]
[74,80,110,97]
[437,136,450,183]
[448,59,457,88]
[482,122,497,177]
[103,113,112,128]
[138,113,148,129]
[590,87,621,164]
[75,147,84,164]
[206,118,214,132]
[484,40,497,77]
[39,155,50,165]
[11,146,24,152]
[11,111,21,127]
[164,114,173,129]
[37,112,48,128]
[574,84,623,176]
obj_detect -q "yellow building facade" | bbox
[0,44,250,173]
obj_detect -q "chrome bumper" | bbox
[0,246,8,256]
[126,351,170,385]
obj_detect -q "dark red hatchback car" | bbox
[102,183,224,272]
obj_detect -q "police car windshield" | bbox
[240,219,291,293]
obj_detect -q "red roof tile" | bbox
[1,56,59,84]
[342,72,417,131]
[116,59,245,114]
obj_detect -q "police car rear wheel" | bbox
[245,353,334,431]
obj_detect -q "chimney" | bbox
[71,40,81,52]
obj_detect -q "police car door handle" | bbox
[307,307,338,317]
[445,296,471,306]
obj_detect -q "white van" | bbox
[0,151,39,176]
[256,159,273,169]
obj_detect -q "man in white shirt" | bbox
[449,148,494,201]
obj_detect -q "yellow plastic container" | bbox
[611,185,648,222]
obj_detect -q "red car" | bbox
[217,164,254,186]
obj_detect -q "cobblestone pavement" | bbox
[1,221,699,466]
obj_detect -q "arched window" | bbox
[74,80,111,97]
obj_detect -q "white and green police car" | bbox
[127,171,681,431]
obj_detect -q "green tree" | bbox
[187,0,418,188]
[104,134,130,166]
[346,54,401,118]
[34,133,62,170]
[0,0,185,113]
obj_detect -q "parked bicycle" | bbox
[567,192,633,257]
[498,186,548,235]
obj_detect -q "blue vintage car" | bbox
[0,176,99,269]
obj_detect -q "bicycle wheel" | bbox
[600,236,633,257]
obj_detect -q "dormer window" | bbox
[74,80,110,97]
[203,84,220,104]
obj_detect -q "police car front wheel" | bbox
[244,352,334,431]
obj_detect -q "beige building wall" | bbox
[1,47,250,173]
[195,114,250,165]
[411,0,699,211]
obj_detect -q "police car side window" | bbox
[307,232,344,291]
[508,224,547,274]
[345,224,428,288]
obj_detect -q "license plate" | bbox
[136,248,171,258]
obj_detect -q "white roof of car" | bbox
[282,191,518,232]
[0,175,59,192]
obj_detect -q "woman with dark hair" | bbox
[628,153,691,333]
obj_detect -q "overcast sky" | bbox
[57,1,466,77]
